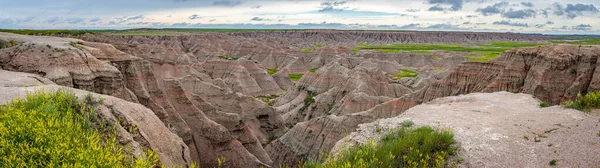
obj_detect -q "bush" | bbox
[539,102,549,108]
[303,126,457,168]
[564,91,600,112]
[549,159,557,166]
[0,89,158,167]
[309,68,318,73]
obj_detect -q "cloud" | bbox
[573,24,592,30]
[398,23,422,29]
[209,19,216,22]
[428,5,446,11]
[463,22,471,24]
[66,18,85,24]
[493,20,529,27]
[520,2,534,7]
[189,14,201,20]
[0,18,17,28]
[406,9,420,12]
[426,0,463,11]
[476,1,508,16]
[546,21,554,24]
[89,18,101,22]
[250,17,270,21]
[127,15,144,21]
[319,0,349,12]
[45,17,60,23]
[251,5,262,9]
[213,0,242,7]
[427,24,461,29]
[552,3,599,19]
[502,9,536,19]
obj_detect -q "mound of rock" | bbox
[0,70,191,167]
[0,32,285,167]
[418,45,600,105]
[332,92,600,167]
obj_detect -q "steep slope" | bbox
[0,32,284,167]
[0,70,191,167]
[333,92,600,167]
[418,44,600,104]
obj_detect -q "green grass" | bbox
[267,68,279,75]
[564,91,600,112]
[0,89,158,167]
[356,42,553,63]
[218,55,239,60]
[550,38,600,45]
[391,69,419,80]
[309,68,318,73]
[289,73,305,81]
[255,94,279,106]
[255,94,279,99]
[315,43,323,48]
[301,48,313,52]
[303,126,457,168]
[433,67,444,71]
[539,102,549,108]
[352,48,360,54]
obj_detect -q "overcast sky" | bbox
[0,0,599,34]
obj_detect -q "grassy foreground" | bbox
[303,125,457,168]
[0,89,158,167]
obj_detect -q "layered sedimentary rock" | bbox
[2,30,589,167]
[0,70,190,167]
[0,32,284,167]
[418,45,600,104]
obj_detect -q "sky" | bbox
[0,0,599,34]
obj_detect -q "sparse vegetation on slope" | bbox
[267,68,279,75]
[391,69,419,80]
[255,94,279,106]
[303,125,457,168]
[564,91,600,112]
[309,68,318,73]
[301,48,313,52]
[0,90,158,167]
[218,55,239,60]
[289,73,305,81]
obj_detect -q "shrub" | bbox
[0,89,158,167]
[564,91,600,112]
[549,159,557,166]
[539,102,549,108]
[303,126,457,168]
[309,68,318,73]
[401,120,414,127]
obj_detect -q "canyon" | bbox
[1,30,599,167]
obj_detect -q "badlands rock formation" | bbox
[418,45,600,105]
[333,92,600,167]
[0,30,590,167]
[0,70,191,167]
